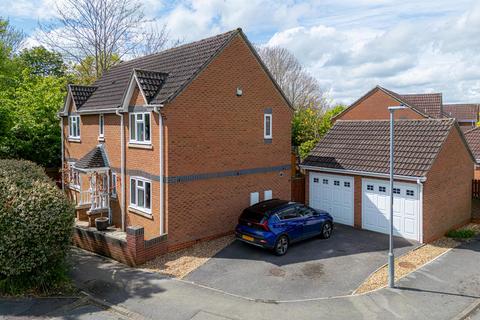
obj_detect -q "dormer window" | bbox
[69,115,80,140]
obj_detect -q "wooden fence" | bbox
[473,180,480,199]
[291,175,306,204]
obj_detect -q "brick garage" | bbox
[60,28,292,263]
[302,119,474,243]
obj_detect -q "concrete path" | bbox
[2,237,480,319]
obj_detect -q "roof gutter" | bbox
[300,165,427,182]
[152,104,166,235]
[77,108,119,115]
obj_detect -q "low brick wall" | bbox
[73,225,167,266]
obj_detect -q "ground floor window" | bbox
[130,177,151,213]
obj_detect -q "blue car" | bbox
[235,199,333,255]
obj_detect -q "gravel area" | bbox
[140,235,234,278]
[354,223,480,294]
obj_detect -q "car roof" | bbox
[248,199,291,214]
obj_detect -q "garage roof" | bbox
[464,127,480,163]
[302,119,458,177]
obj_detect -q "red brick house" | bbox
[464,127,480,179]
[444,104,479,132]
[301,119,474,243]
[60,29,293,264]
[334,85,444,121]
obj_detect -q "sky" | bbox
[2,0,480,105]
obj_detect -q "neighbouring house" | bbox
[443,104,479,131]
[464,127,480,179]
[300,118,474,243]
[333,85,444,121]
[59,28,293,265]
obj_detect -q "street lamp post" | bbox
[388,105,406,288]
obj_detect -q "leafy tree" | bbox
[16,46,66,77]
[295,104,346,159]
[0,70,66,167]
[71,54,120,84]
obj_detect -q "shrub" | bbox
[446,229,476,239]
[0,159,74,294]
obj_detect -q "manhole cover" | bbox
[269,267,286,277]
[398,261,416,269]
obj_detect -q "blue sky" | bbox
[2,0,480,105]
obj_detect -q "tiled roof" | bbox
[134,69,169,103]
[75,145,109,169]
[464,127,480,162]
[443,104,479,121]
[303,119,456,177]
[69,85,97,108]
[381,87,443,118]
[81,29,239,110]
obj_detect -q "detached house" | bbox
[443,104,479,131]
[60,29,293,264]
[302,85,475,243]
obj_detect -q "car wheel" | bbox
[320,222,333,239]
[274,235,289,256]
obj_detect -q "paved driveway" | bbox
[185,224,419,300]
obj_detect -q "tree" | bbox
[71,54,120,85]
[38,0,173,80]
[257,46,328,110]
[0,18,24,55]
[295,104,346,159]
[16,46,66,77]
[0,18,24,90]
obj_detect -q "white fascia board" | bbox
[300,165,427,182]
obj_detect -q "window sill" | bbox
[68,185,80,191]
[68,137,81,143]
[128,206,153,219]
[128,142,153,150]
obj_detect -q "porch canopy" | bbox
[74,145,109,172]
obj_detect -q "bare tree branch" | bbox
[256,45,328,111]
[37,0,176,81]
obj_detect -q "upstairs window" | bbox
[111,172,117,198]
[99,114,104,138]
[69,115,80,139]
[130,177,151,213]
[264,114,272,139]
[130,112,151,144]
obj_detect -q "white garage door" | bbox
[309,173,354,226]
[362,179,420,241]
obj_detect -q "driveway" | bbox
[185,224,419,300]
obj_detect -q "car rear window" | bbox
[239,209,266,223]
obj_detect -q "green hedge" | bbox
[0,159,74,294]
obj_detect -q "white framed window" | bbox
[250,192,259,205]
[406,189,415,196]
[344,182,351,187]
[264,190,272,200]
[264,114,272,139]
[130,177,151,213]
[68,115,80,139]
[334,180,340,186]
[367,185,374,191]
[129,112,151,144]
[379,186,386,193]
[393,188,400,195]
[68,162,80,189]
[111,172,117,198]
[322,179,328,184]
[99,114,104,138]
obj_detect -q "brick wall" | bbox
[336,89,424,121]
[73,225,167,266]
[423,128,473,242]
